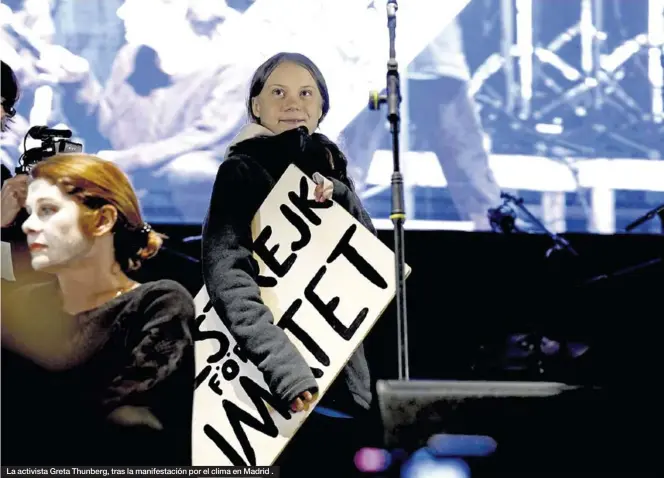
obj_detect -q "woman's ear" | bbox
[251,97,261,120]
[92,204,118,237]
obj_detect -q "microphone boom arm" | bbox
[625,203,664,233]
[500,192,579,256]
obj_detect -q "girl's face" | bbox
[251,62,323,135]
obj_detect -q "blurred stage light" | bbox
[535,123,564,135]
[401,450,470,478]
[427,433,497,457]
[354,447,392,473]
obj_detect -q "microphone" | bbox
[27,126,73,140]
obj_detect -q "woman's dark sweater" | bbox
[202,126,375,416]
[1,279,196,465]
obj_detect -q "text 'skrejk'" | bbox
[254,176,387,376]
[192,176,387,466]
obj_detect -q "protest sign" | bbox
[192,164,411,466]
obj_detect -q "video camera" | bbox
[15,125,83,175]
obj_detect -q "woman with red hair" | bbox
[1,153,195,466]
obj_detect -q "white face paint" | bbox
[22,179,93,272]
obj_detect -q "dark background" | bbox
[138,226,664,385]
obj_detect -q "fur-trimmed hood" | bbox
[223,125,340,186]
[224,123,274,160]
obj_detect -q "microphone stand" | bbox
[584,206,664,284]
[369,0,409,380]
[498,193,579,376]
[500,192,579,257]
[625,203,664,233]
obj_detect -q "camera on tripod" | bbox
[15,125,83,175]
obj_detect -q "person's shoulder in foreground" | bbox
[133,278,196,315]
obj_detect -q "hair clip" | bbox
[140,223,152,235]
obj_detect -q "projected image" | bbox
[1,0,662,233]
[1,0,256,223]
